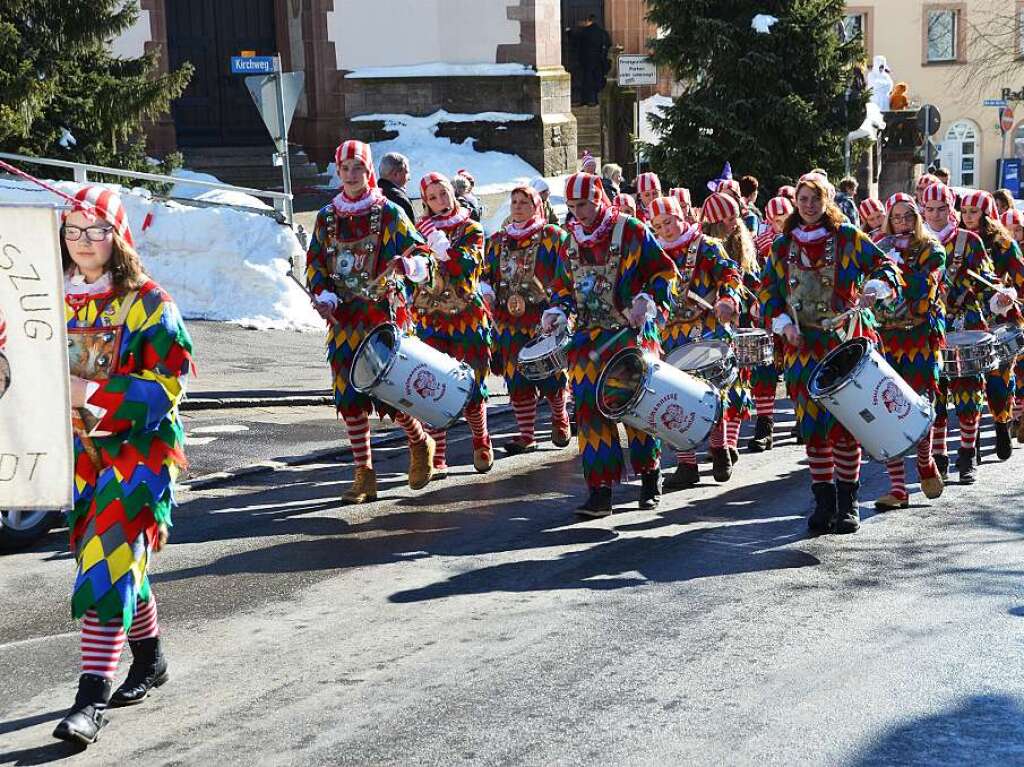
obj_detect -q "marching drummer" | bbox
[483,185,572,454]
[961,190,1024,461]
[870,193,947,510]
[415,172,494,475]
[544,173,677,517]
[306,140,437,504]
[921,182,1002,483]
[700,192,757,470]
[649,194,742,489]
[759,172,902,534]
[749,196,795,452]
[1001,207,1024,442]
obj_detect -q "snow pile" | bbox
[324,110,542,198]
[0,177,319,331]
[345,63,534,79]
[170,169,271,210]
[639,95,674,145]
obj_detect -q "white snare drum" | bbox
[517,330,570,381]
[665,339,738,390]
[808,338,934,462]
[733,329,774,368]
[991,323,1024,367]
[350,323,474,429]
[596,348,721,451]
[941,330,998,379]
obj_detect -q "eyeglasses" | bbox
[890,213,917,224]
[923,205,949,215]
[64,225,114,242]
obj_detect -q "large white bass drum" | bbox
[350,323,474,429]
[596,348,722,451]
[808,338,934,462]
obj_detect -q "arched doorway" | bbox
[938,120,980,189]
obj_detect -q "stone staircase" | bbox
[179,145,326,192]
[572,105,604,164]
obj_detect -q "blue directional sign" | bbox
[984,99,1009,107]
[230,56,277,75]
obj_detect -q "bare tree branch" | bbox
[954,10,1024,93]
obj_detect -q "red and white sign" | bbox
[1000,106,1015,133]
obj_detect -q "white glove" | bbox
[315,290,339,308]
[714,298,737,323]
[771,313,794,335]
[991,286,1018,316]
[428,230,451,261]
[399,255,430,284]
[541,307,568,333]
[627,292,657,328]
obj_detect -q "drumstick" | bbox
[687,290,715,311]
[822,307,859,331]
[589,326,633,362]
[967,269,1023,306]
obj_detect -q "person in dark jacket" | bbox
[378,152,417,223]
[567,15,612,106]
[835,176,861,229]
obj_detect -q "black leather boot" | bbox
[934,452,949,481]
[576,486,612,518]
[729,446,740,465]
[834,480,861,534]
[748,416,774,452]
[808,482,837,534]
[995,422,1013,461]
[638,470,662,510]
[956,447,976,484]
[664,462,700,490]
[110,636,169,707]
[53,674,112,745]
[710,447,733,482]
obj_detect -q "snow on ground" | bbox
[169,169,272,210]
[639,94,674,146]
[344,63,534,79]
[324,110,542,198]
[482,175,569,237]
[0,177,319,331]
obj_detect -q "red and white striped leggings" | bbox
[81,595,160,679]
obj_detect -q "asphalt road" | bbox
[3,408,1024,766]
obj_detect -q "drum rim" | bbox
[808,337,871,398]
[350,322,400,393]
[665,339,734,369]
[595,346,648,420]
[517,330,568,364]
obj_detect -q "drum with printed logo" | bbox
[351,323,474,429]
[808,338,934,461]
[596,348,721,451]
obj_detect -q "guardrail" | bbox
[0,152,295,225]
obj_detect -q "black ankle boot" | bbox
[110,637,169,707]
[729,446,740,465]
[710,447,733,482]
[934,453,949,481]
[577,486,612,518]
[808,482,837,533]
[53,674,112,745]
[638,470,662,510]
[834,480,861,534]
[956,447,976,484]
[996,422,1013,461]
[664,462,700,490]
[748,416,774,452]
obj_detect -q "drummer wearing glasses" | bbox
[759,172,902,535]
[921,182,1001,483]
[870,193,947,510]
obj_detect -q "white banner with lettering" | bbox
[0,204,73,510]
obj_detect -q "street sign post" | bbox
[231,54,303,225]
[1000,106,1016,187]
[917,105,941,168]
[617,56,658,178]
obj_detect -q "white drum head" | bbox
[520,333,558,362]
[946,330,993,347]
[667,341,730,371]
[0,352,9,400]
[351,325,398,391]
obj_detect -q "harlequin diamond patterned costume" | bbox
[483,185,572,454]
[759,173,901,534]
[305,141,436,503]
[1001,207,1024,442]
[923,183,1001,484]
[871,193,946,510]
[414,172,493,474]
[545,173,677,516]
[56,186,192,745]
[649,195,742,489]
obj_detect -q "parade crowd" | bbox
[48,138,1024,746]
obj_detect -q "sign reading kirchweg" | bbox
[618,56,658,87]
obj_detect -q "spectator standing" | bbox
[835,176,861,228]
[567,14,612,106]
[378,152,417,223]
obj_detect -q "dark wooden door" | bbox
[167,0,277,147]
[561,0,606,105]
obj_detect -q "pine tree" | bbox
[0,0,192,174]
[645,0,865,198]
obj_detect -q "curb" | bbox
[183,394,332,411]
[180,403,517,490]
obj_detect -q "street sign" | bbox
[1000,106,1016,133]
[917,104,941,136]
[618,56,657,87]
[230,55,277,75]
[245,72,305,146]
[985,99,1009,107]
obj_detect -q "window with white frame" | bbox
[927,9,959,62]
[939,121,979,188]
